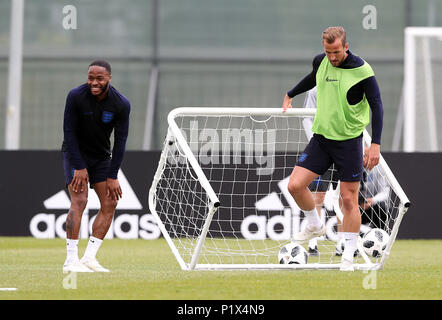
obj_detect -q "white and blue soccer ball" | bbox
[362,228,390,258]
[278,243,308,264]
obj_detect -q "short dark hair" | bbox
[322,26,346,47]
[88,60,111,74]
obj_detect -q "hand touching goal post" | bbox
[149,107,410,270]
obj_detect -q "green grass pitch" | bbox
[0,237,440,300]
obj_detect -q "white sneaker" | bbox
[292,224,326,242]
[340,258,355,272]
[80,257,110,272]
[63,260,94,273]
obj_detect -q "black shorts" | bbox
[297,133,363,182]
[62,151,111,188]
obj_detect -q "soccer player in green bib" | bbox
[282,27,384,271]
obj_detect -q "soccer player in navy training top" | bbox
[62,60,130,273]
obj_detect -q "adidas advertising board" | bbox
[0,151,439,239]
[0,151,160,239]
[29,170,160,239]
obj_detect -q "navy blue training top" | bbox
[287,51,383,145]
[62,83,130,179]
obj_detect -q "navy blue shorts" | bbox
[308,165,338,192]
[62,152,111,189]
[297,133,363,182]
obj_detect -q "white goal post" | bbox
[403,27,442,152]
[149,107,410,271]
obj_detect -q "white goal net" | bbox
[149,107,410,270]
[404,27,442,152]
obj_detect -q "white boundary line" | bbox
[0,288,18,291]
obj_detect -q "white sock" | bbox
[83,236,103,260]
[66,239,79,263]
[342,232,358,262]
[308,238,318,249]
[337,232,343,244]
[303,208,322,229]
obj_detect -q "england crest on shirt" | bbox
[102,111,114,123]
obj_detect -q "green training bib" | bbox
[313,55,375,140]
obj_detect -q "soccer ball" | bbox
[278,243,308,264]
[362,228,389,258]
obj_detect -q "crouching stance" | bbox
[62,60,130,273]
